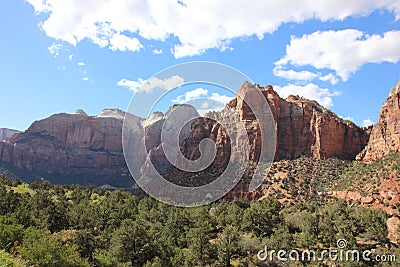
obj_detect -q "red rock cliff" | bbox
[358,80,400,162]
[181,82,370,163]
[0,109,142,187]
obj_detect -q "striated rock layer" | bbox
[181,82,370,164]
[0,109,142,187]
[358,80,400,162]
[0,83,371,190]
[176,82,370,200]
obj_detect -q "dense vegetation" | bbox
[0,175,398,267]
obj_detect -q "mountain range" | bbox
[0,79,399,199]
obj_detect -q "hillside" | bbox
[0,175,396,266]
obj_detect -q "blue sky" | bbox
[1,0,400,131]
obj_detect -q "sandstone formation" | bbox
[358,80,400,162]
[181,82,370,164]
[0,83,371,191]
[0,109,142,187]
[175,83,370,200]
[140,105,199,176]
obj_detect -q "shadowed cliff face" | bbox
[0,110,141,187]
[0,84,371,189]
[358,80,400,162]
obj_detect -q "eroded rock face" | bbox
[359,80,400,162]
[181,82,370,164]
[0,110,142,187]
[177,82,370,200]
[0,83,371,192]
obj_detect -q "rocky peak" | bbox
[358,80,400,162]
[389,79,400,97]
[72,109,88,116]
[97,109,125,120]
[142,112,164,128]
[181,82,369,162]
[0,81,373,190]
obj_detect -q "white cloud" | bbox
[27,0,400,58]
[109,34,142,52]
[275,29,400,81]
[273,65,340,85]
[273,67,320,81]
[171,89,233,115]
[152,49,163,55]
[197,101,228,116]
[76,62,91,81]
[198,101,228,116]
[339,116,354,121]
[48,43,63,57]
[28,0,50,13]
[173,44,204,58]
[319,73,339,85]
[209,92,235,104]
[172,87,208,104]
[117,75,184,93]
[117,78,145,93]
[362,119,374,127]
[172,89,234,106]
[274,83,341,108]
[142,75,185,93]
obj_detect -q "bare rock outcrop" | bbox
[0,110,142,187]
[177,82,370,200]
[359,80,400,162]
[0,82,372,192]
[181,82,369,164]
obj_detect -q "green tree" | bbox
[20,190,68,231]
[243,198,282,238]
[68,198,100,230]
[0,216,23,250]
[0,186,21,216]
[318,202,357,247]
[19,227,88,267]
[285,210,318,248]
[186,221,216,266]
[356,207,389,244]
[215,199,246,229]
[111,219,155,267]
[164,207,191,248]
[75,229,98,263]
[217,225,240,267]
